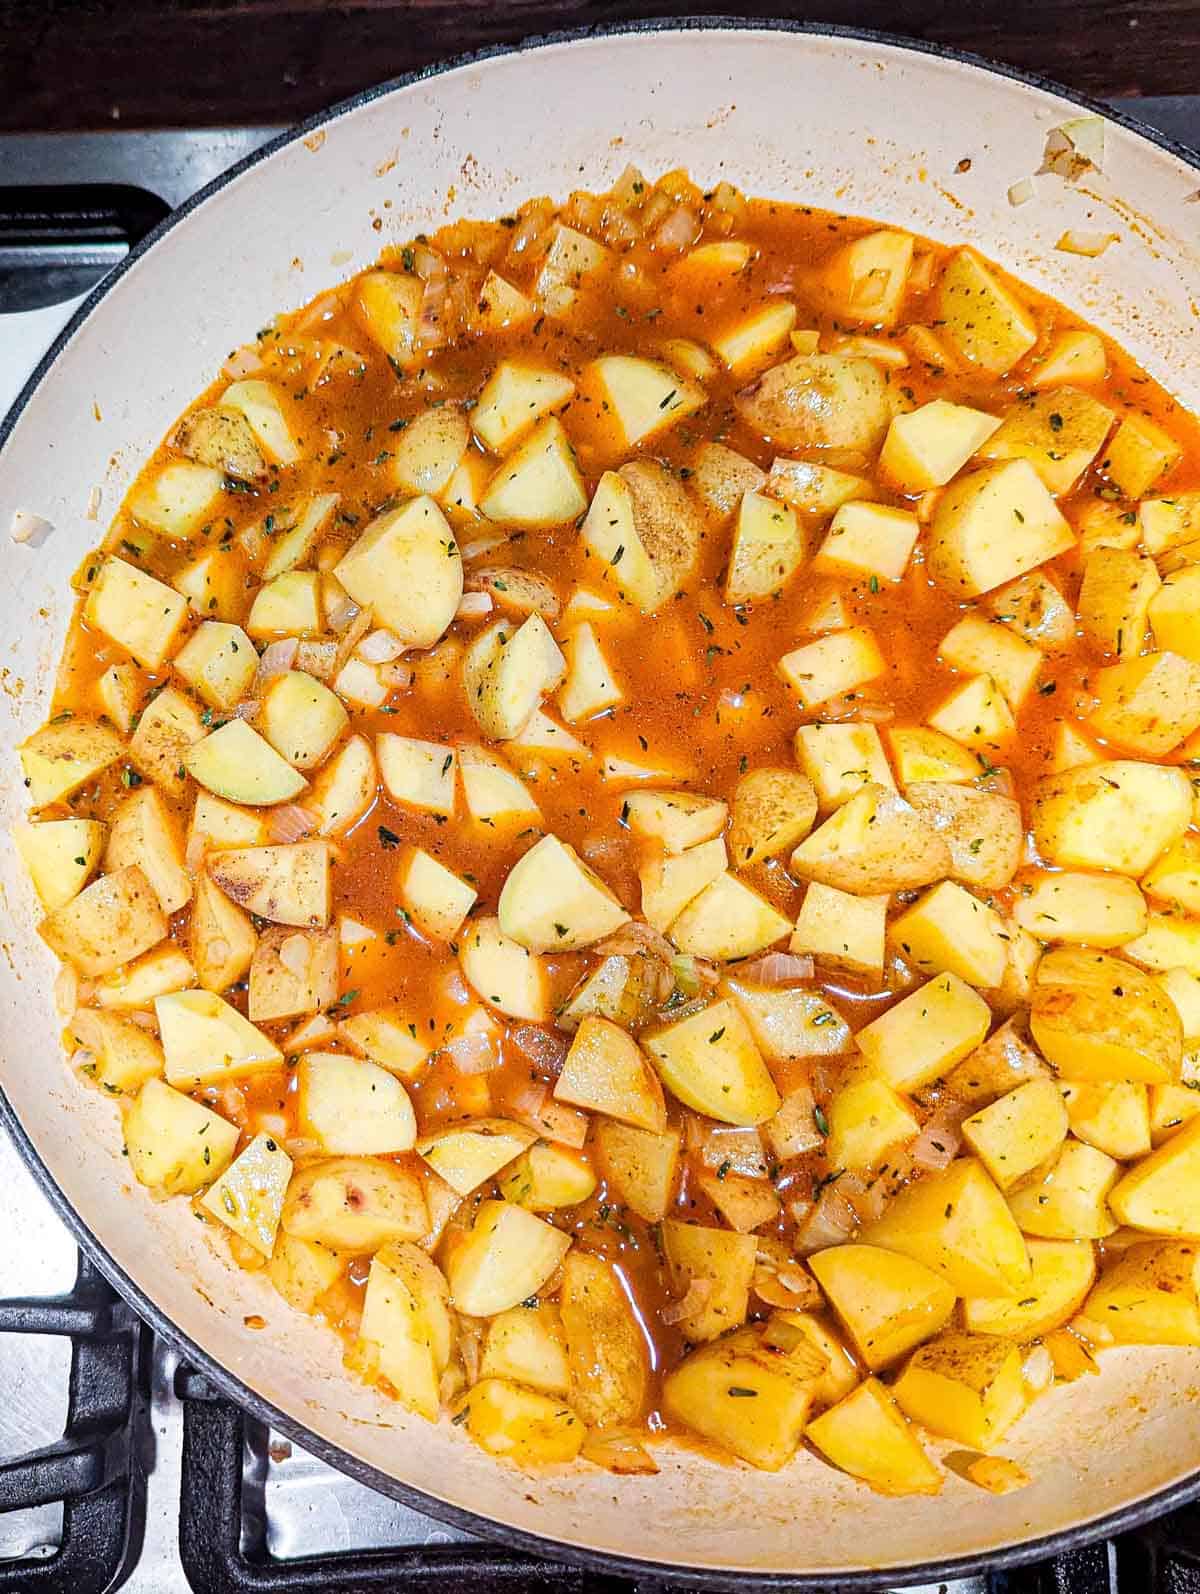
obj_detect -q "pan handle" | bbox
[0,183,170,314]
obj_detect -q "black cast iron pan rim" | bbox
[2,17,1199,1586]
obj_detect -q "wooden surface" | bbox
[1,0,1197,132]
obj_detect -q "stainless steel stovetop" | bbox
[2,105,1199,1593]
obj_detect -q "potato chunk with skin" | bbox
[15,819,105,911]
[905,781,1022,891]
[645,999,780,1126]
[728,768,817,864]
[725,490,805,602]
[19,717,125,809]
[463,614,566,741]
[962,1078,1069,1190]
[863,1157,1031,1296]
[893,1332,1027,1450]
[879,399,1001,492]
[668,873,792,961]
[446,1199,571,1316]
[1031,948,1182,1084]
[1014,871,1147,946]
[453,1379,583,1468]
[735,354,890,462]
[40,865,167,976]
[498,833,629,952]
[1030,760,1192,876]
[1061,1079,1151,1160]
[1082,1240,1200,1344]
[281,1157,427,1252]
[791,784,952,895]
[208,842,330,928]
[123,1078,238,1195]
[1008,1139,1120,1239]
[889,881,1009,988]
[778,627,885,709]
[185,719,308,808]
[857,972,991,1092]
[691,441,766,520]
[662,1326,820,1471]
[333,496,462,648]
[554,1015,666,1131]
[937,248,1037,374]
[128,686,205,790]
[583,460,703,615]
[1109,1117,1200,1236]
[85,557,189,668]
[248,926,336,1021]
[943,1016,1049,1109]
[1088,650,1200,757]
[809,1244,954,1370]
[595,1121,679,1222]
[981,387,1114,496]
[199,1133,293,1258]
[585,354,705,449]
[928,460,1074,597]
[297,1052,417,1155]
[806,1378,942,1497]
[69,1007,163,1095]
[559,1251,648,1429]
[963,1237,1097,1338]
[356,1243,453,1420]
[662,1220,757,1342]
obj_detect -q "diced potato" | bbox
[397,848,476,942]
[579,462,702,613]
[333,496,462,648]
[728,768,817,865]
[595,1120,680,1221]
[129,459,225,537]
[792,884,887,977]
[961,1078,1069,1190]
[559,1251,648,1428]
[208,841,329,928]
[1149,567,1200,664]
[40,865,167,976]
[927,460,1074,597]
[192,867,258,992]
[625,789,727,853]
[259,672,348,771]
[128,686,205,790]
[83,557,189,669]
[1050,723,1102,773]
[810,228,914,327]
[810,1244,954,1371]
[662,1220,756,1342]
[536,222,610,315]
[200,1133,292,1257]
[1032,329,1107,388]
[942,1016,1049,1108]
[474,270,536,335]
[377,734,456,815]
[778,627,885,709]
[1108,1116,1200,1235]
[1143,836,1200,916]
[94,944,197,1010]
[1088,650,1200,757]
[661,1326,819,1471]
[668,873,791,961]
[667,238,752,291]
[893,1332,1026,1449]
[723,980,854,1063]
[156,987,282,1088]
[864,1157,1032,1296]
[988,569,1076,653]
[814,502,920,584]
[857,973,991,1092]
[507,708,588,762]
[1123,913,1200,977]
[297,1051,417,1155]
[889,880,1008,988]
[1030,760,1192,876]
[105,784,190,915]
[261,492,339,581]
[498,1142,596,1210]
[558,623,623,722]
[15,818,105,911]
[982,388,1114,496]
[173,545,251,623]
[445,1199,571,1315]
[281,1157,427,1251]
[247,925,335,1019]
[1030,948,1182,1084]
[879,399,1002,492]
[725,489,805,603]
[220,378,300,464]
[173,622,258,711]
[453,1378,583,1467]
[555,1014,666,1131]
[185,719,308,807]
[937,249,1037,373]
[806,1378,942,1497]
[735,354,889,462]
[698,1167,779,1232]
[68,1007,164,1094]
[963,1236,1097,1338]
[123,1078,238,1195]
[418,1119,535,1195]
[469,566,560,622]
[244,571,321,639]
[1078,547,1160,661]
[463,613,566,740]
[885,727,980,787]
[645,998,779,1126]
[356,1246,449,1419]
[1061,1081,1151,1161]
[767,457,873,520]
[586,354,705,449]
[460,916,548,1021]
[480,1303,570,1394]
[384,407,469,498]
[791,784,952,895]
[927,674,1015,755]
[1157,969,1200,1040]
[823,1062,917,1172]
[768,1311,858,1408]
[1008,1139,1120,1238]
[940,615,1042,710]
[794,726,892,817]
[690,441,767,521]
[479,417,587,527]
[267,1233,345,1314]
[1082,1240,1200,1344]
[1014,870,1147,946]
[355,269,422,367]
[472,364,576,456]
[95,661,146,735]
[498,833,629,952]
[711,301,798,376]
[1104,412,1183,498]
[639,836,727,932]
[339,1006,429,1079]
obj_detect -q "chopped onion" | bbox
[444,1029,501,1073]
[580,1429,660,1475]
[278,934,312,978]
[699,1125,768,1178]
[509,1024,568,1076]
[327,595,362,636]
[737,951,814,986]
[294,288,344,333]
[660,1276,712,1325]
[596,920,676,966]
[837,1169,889,1225]
[256,637,298,682]
[414,246,449,346]
[221,344,265,381]
[793,1184,857,1254]
[11,508,52,544]
[509,204,553,258]
[455,591,494,620]
[767,1085,823,1158]
[54,963,79,1018]
[379,661,414,690]
[653,204,699,254]
[86,486,102,521]
[1043,116,1106,178]
[233,699,260,721]
[910,1111,963,1172]
[505,1075,548,1123]
[72,1047,97,1076]
[1022,1343,1054,1395]
[1008,176,1037,208]
[1056,229,1119,258]
[460,535,510,561]
[356,627,405,664]
[185,831,208,874]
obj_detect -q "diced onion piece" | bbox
[460,535,510,562]
[660,1276,712,1325]
[204,938,232,969]
[233,699,261,721]
[256,637,299,683]
[910,1111,963,1172]
[54,964,79,1019]
[356,627,405,664]
[328,595,363,636]
[10,509,52,544]
[1021,1344,1054,1395]
[793,1184,857,1254]
[1056,229,1119,258]
[379,661,414,691]
[1044,116,1106,177]
[509,1024,568,1075]
[269,803,317,843]
[221,344,265,380]
[456,592,495,620]
[736,952,814,987]
[1007,177,1036,208]
[699,1125,768,1178]
[444,1028,501,1073]
[278,934,312,977]
[653,204,699,253]
[580,1429,660,1475]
